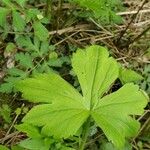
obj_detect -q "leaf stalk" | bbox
[79,117,91,150]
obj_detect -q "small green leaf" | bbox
[11,145,23,150]
[5,42,16,52]
[0,7,9,27]
[1,0,16,9]
[15,123,42,138]
[0,104,11,123]
[26,9,41,22]
[72,0,123,24]
[0,145,9,150]
[15,53,33,68]
[40,41,49,56]
[16,36,36,51]
[7,68,26,77]
[119,67,143,84]
[12,11,26,32]
[14,0,27,7]
[15,108,22,116]
[101,141,132,150]
[49,52,58,59]
[19,138,49,150]
[0,82,14,93]
[33,22,49,41]
[48,58,63,67]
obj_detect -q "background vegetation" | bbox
[0,0,150,149]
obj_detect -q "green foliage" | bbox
[16,45,148,149]
[16,123,42,139]
[0,35,69,93]
[12,11,26,32]
[0,7,10,27]
[139,64,150,95]
[71,0,123,24]
[0,145,9,150]
[15,123,76,150]
[33,21,49,41]
[0,0,54,94]
[0,104,11,123]
[0,0,123,94]
[14,0,27,7]
[119,67,144,84]
[0,1,148,149]
[19,138,51,150]
[101,141,132,150]
[5,42,16,52]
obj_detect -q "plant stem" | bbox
[79,117,91,150]
[45,0,52,20]
[56,0,63,30]
[116,0,148,45]
[128,24,150,45]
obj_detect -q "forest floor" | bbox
[0,0,150,149]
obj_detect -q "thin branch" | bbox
[117,9,150,16]
[128,24,150,46]
[116,0,148,44]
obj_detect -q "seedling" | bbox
[16,45,148,150]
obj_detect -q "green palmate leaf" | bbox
[22,103,89,138]
[72,45,118,108]
[16,45,148,148]
[16,73,89,137]
[16,73,83,104]
[92,83,147,147]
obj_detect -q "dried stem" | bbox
[129,24,150,45]
[116,0,148,45]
